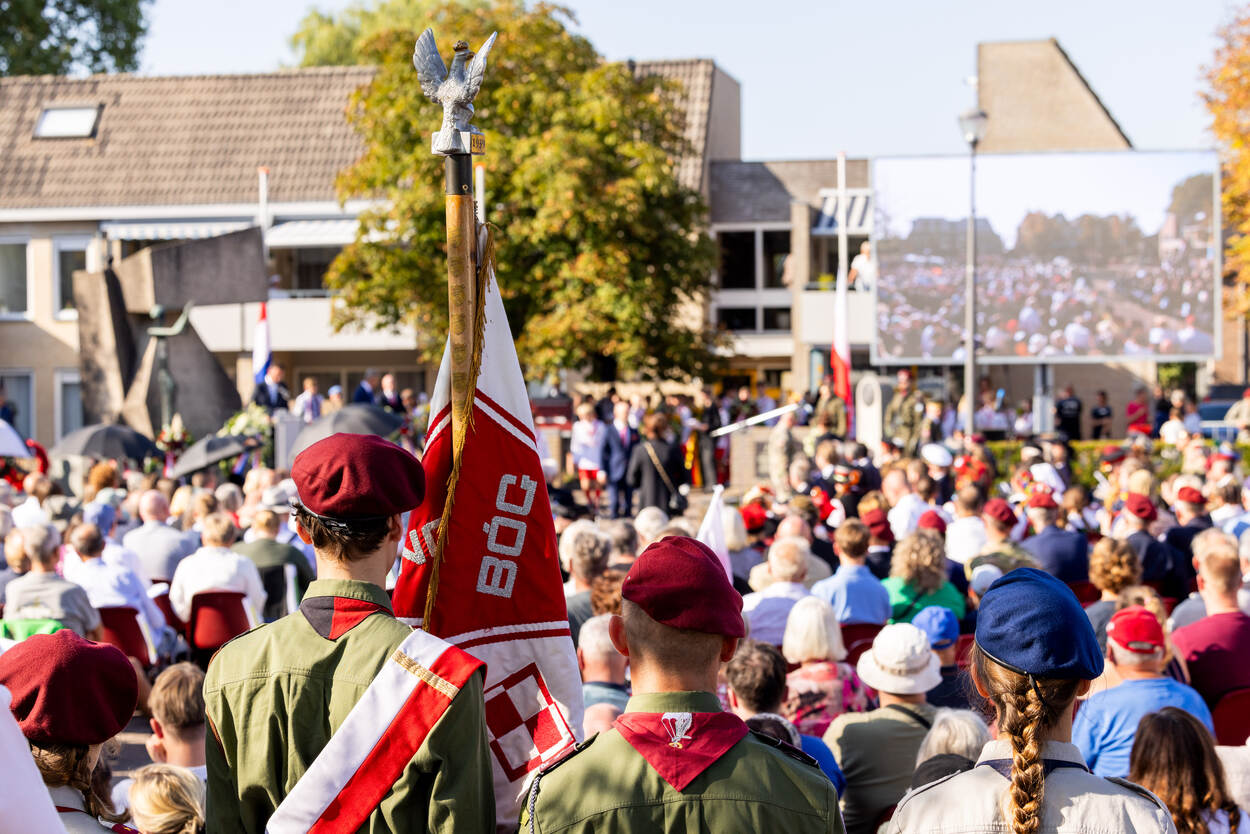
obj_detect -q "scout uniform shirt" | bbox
[204,579,494,833]
[520,690,842,833]
[887,739,1176,834]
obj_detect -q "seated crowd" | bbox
[3,425,1250,833]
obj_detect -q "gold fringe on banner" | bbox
[422,225,496,631]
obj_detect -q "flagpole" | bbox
[444,150,478,455]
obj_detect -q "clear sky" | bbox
[138,0,1231,161]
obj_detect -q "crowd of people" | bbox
[250,363,432,435]
[876,245,1216,361]
[3,380,1250,832]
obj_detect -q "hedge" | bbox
[982,439,1250,492]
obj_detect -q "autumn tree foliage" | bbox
[293,1,721,381]
[1206,10,1250,307]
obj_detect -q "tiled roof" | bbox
[709,159,869,224]
[632,59,715,191]
[0,67,375,209]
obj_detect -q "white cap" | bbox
[856,623,943,695]
[970,564,1004,596]
[921,443,953,468]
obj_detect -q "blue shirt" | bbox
[810,564,891,625]
[1072,676,1213,777]
[799,734,846,796]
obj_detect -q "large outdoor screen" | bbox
[871,150,1220,365]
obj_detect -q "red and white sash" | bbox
[265,628,482,833]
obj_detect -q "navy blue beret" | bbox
[975,568,1103,680]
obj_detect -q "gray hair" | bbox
[19,524,57,565]
[214,483,244,513]
[578,614,618,661]
[1025,505,1057,528]
[633,506,670,548]
[0,505,11,539]
[767,536,810,583]
[1109,640,1163,668]
[916,709,990,765]
[558,519,598,572]
[600,519,637,559]
[570,530,610,582]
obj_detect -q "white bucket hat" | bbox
[856,623,943,695]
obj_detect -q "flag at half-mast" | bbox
[392,242,583,820]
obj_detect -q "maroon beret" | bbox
[292,433,424,521]
[1027,490,1058,510]
[982,498,1017,526]
[622,536,744,638]
[1176,486,1205,506]
[860,508,894,543]
[1124,492,1157,522]
[917,510,947,535]
[0,631,137,746]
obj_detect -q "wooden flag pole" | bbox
[444,152,477,453]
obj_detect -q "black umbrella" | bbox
[169,434,260,480]
[291,404,406,456]
[51,423,159,461]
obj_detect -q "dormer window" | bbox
[33,105,101,139]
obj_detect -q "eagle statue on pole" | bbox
[412,28,498,155]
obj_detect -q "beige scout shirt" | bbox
[825,702,937,834]
[888,740,1176,834]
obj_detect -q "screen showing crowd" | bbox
[872,150,1219,364]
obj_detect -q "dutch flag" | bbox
[253,302,271,386]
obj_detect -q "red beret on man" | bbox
[1124,492,1157,522]
[0,630,138,746]
[1176,485,1205,506]
[982,498,1017,526]
[1027,490,1058,510]
[622,536,744,638]
[292,433,424,520]
[860,507,895,543]
[917,510,947,535]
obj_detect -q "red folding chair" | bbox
[841,623,883,667]
[98,606,156,668]
[956,633,976,668]
[152,592,186,634]
[1213,688,1250,745]
[188,591,253,661]
[1067,581,1100,606]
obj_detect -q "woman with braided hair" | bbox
[1130,708,1243,834]
[888,568,1176,834]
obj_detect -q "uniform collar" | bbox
[625,690,723,714]
[976,739,1085,766]
[302,578,393,612]
[47,784,86,811]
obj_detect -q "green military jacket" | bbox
[204,579,494,833]
[884,390,926,454]
[519,691,842,834]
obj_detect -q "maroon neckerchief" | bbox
[613,711,749,790]
[56,806,139,833]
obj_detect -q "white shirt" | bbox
[62,539,149,586]
[945,516,987,565]
[850,252,876,290]
[69,557,165,633]
[168,546,266,622]
[889,493,928,540]
[742,581,810,645]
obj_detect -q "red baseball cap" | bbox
[622,536,744,637]
[1027,490,1058,510]
[1124,492,1157,522]
[1176,486,1205,505]
[917,510,947,535]
[982,498,1017,526]
[1107,606,1165,654]
[292,433,424,521]
[0,631,137,746]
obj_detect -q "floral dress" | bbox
[782,660,872,737]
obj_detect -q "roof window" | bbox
[33,106,100,139]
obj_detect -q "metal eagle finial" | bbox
[413,28,497,155]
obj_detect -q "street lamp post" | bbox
[959,108,988,437]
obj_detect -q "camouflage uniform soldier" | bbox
[884,369,926,456]
[520,536,841,833]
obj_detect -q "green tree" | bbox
[1169,173,1215,226]
[1,0,149,75]
[296,1,720,380]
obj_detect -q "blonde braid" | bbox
[999,686,1047,834]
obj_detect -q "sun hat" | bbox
[856,623,942,695]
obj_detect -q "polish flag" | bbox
[252,302,271,386]
[392,252,583,822]
[831,263,854,434]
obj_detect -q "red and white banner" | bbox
[266,628,483,833]
[393,263,583,822]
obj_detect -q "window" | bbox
[33,106,100,139]
[293,247,342,295]
[762,307,792,331]
[717,307,757,331]
[762,230,791,288]
[0,372,34,439]
[717,231,756,289]
[55,370,83,441]
[0,242,29,316]
[54,237,90,317]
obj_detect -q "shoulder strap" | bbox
[643,441,679,495]
[884,703,933,730]
[526,734,601,834]
[748,729,821,769]
[1105,776,1173,814]
[896,593,925,622]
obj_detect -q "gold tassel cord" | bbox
[422,225,495,630]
